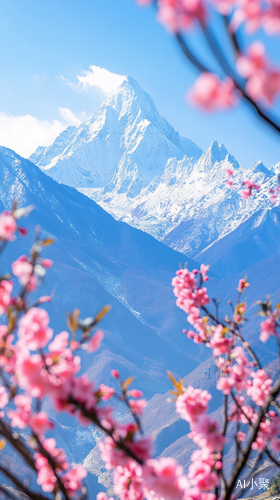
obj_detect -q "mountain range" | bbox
[30,76,280,259]
[1,74,279,494]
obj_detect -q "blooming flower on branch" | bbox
[0,212,17,241]
[0,280,12,315]
[260,316,277,342]
[18,307,53,350]
[176,386,211,425]
[189,73,237,112]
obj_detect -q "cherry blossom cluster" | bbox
[1,203,280,500]
[171,261,280,497]
[136,0,280,131]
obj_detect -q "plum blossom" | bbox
[88,329,104,352]
[237,42,280,105]
[143,457,189,500]
[113,462,144,500]
[18,307,53,350]
[0,212,17,241]
[247,369,273,405]
[158,0,206,33]
[189,73,237,112]
[260,317,278,342]
[129,398,147,415]
[172,267,210,315]
[0,386,9,409]
[12,255,35,289]
[176,386,211,425]
[188,460,219,490]
[128,389,143,398]
[97,494,114,500]
[210,324,233,356]
[0,280,12,315]
[63,465,87,497]
[8,394,32,428]
[30,412,54,435]
[190,415,225,451]
[238,278,249,293]
[225,167,234,189]
[241,179,260,199]
[98,384,115,401]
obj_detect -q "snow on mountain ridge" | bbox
[29,75,279,257]
[30,76,202,190]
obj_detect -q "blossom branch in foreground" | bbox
[0,205,280,500]
[137,0,280,136]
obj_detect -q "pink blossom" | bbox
[189,73,237,112]
[18,307,53,350]
[225,180,233,189]
[231,0,263,32]
[30,412,54,435]
[188,460,219,490]
[241,179,260,199]
[113,462,143,500]
[246,69,280,104]
[176,386,211,424]
[216,376,234,395]
[0,213,17,241]
[88,329,104,352]
[172,267,210,317]
[8,395,32,428]
[190,415,225,451]
[262,0,280,33]
[72,376,96,412]
[156,0,206,33]
[237,42,267,78]
[16,351,50,398]
[260,317,277,342]
[0,386,8,408]
[63,465,87,496]
[48,331,69,353]
[111,369,119,378]
[99,435,151,470]
[0,280,12,315]
[12,255,33,286]
[225,168,234,176]
[210,324,233,356]
[247,369,273,406]
[272,438,280,452]
[99,384,115,401]
[237,431,246,442]
[143,457,189,500]
[129,398,147,415]
[238,278,249,293]
[41,259,53,268]
[36,462,57,492]
[128,389,143,398]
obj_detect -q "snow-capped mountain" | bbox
[30,76,280,258]
[3,145,280,495]
[30,76,201,190]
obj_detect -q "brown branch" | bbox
[0,465,47,500]
[68,396,144,465]
[225,378,280,500]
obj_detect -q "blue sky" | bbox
[0,0,279,167]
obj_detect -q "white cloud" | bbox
[0,107,84,158]
[59,107,82,127]
[77,66,126,94]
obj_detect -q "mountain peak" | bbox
[29,75,202,188]
[251,160,273,177]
